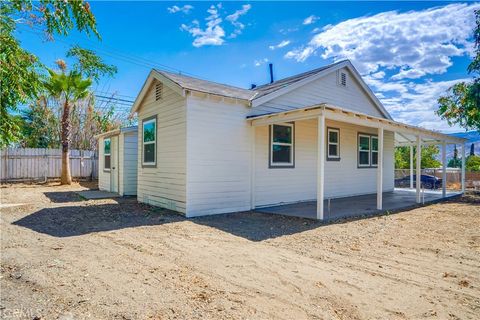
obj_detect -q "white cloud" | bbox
[269,40,291,50]
[303,15,319,25]
[167,5,193,14]
[285,3,479,77]
[254,58,269,67]
[180,4,251,47]
[226,4,251,38]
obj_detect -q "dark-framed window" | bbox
[104,138,111,170]
[270,123,294,168]
[358,133,378,168]
[327,127,340,161]
[142,116,156,166]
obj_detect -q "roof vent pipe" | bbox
[269,63,274,83]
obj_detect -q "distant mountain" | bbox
[445,131,480,158]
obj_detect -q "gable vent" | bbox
[155,82,163,101]
[340,72,347,87]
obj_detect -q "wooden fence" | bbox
[0,148,98,182]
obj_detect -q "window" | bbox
[358,133,378,168]
[371,136,378,166]
[104,138,111,170]
[270,123,294,167]
[142,117,156,166]
[155,82,163,101]
[327,128,340,160]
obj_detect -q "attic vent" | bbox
[155,82,163,101]
[340,72,347,87]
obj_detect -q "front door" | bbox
[110,136,119,193]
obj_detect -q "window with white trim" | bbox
[104,138,111,170]
[327,128,340,160]
[142,117,156,165]
[371,136,379,166]
[358,134,378,167]
[270,123,294,167]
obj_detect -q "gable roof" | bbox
[130,60,392,120]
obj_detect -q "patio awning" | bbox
[246,103,466,145]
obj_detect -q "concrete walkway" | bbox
[76,190,121,200]
[255,188,462,221]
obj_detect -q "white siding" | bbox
[254,119,394,207]
[252,67,385,118]
[136,81,187,213]
[185,95,252,217]
[121,132,138,196]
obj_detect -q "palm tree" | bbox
[44,63,92,185]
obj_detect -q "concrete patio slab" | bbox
[255,188,462,221]
[76,190,121,200]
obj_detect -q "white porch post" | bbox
[377,127,384,210]
[461,143,466,193]
[416,136,422,203]
[409,145,414,189]
[317,113,325,220]
[442,142,447,198]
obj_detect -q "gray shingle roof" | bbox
[156,70,255,100]
[156,60,344,101]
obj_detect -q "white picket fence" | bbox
[0,148,98,182]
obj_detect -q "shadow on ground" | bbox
[43,191,86,203]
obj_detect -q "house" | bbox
[95,126,138,196]
[128,59,466,219]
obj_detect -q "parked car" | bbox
[395,174,443,189]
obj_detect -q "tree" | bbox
[394,145,442,169]
[437,10,480,131]
[44,65,92,184]
[466,155,480,171]
[448,145,462,168]
[43,47,116,185]
[470,143,475,156]
[0,0,99,147]
[19,97,60,148]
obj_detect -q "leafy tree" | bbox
[0,0,99,147]
[466,155,480,171]
[394,145,442,169]
[20,97,59,148]
[437,10,480,131]
[470,143,475,156]
[448,145,462,168]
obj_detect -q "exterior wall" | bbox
[121,132,138,196]
[185,94,252,217]
[136,81,187,213]
[251,67,385,118]
[254,118,395,207]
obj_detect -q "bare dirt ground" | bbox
[1,182,479,320]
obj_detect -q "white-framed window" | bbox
[327,128,340,160]
[104,138,111,171]
[270,123,294,168]
[371,136,379,167]
[358,133,378,168]
[142,117,156,166]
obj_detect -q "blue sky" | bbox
[15,1,479,133]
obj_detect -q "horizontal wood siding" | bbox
[254,119,394,207]
[122,132,138,196]
[186,95,252,217]
[137,82,187,213]
[252,67,385,118]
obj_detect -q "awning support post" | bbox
[409,145,414,189]
[461,143,466,193]
[442,141,447,198]
[317,113,325,220]
[377,127,384,210]
[416,136,422,204]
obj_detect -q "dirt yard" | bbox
[1,183,479,320]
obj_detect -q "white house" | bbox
[96,126,138,196]
[129,60,466,219]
